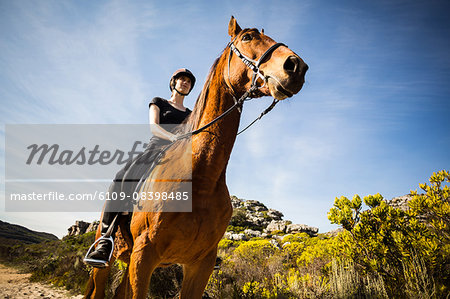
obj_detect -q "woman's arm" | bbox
[149,104,177,142]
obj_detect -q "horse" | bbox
[84,16,308,299]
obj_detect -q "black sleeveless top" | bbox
[113,97,191,192]
[149,97,191,124]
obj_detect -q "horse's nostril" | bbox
[284,56,300,73]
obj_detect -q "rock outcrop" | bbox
[387,195,412,211]
[263,221,318,236]
[286,223,319,236]
[227,196,319,239]
[67,220,98,236]
[67,221,90,236]
[86,221,99,234]
[67,196,319,239]
[265,220,291,233]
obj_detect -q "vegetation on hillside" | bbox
[205,170,449,298]
[1,170,448,298]
[0,220,58,244]
[0,231,95,294]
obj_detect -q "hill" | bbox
[0,220,58,244]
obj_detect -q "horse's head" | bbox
[226,16,308,100]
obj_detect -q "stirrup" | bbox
[83,235,114,268]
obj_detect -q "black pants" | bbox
[103,137,170,214]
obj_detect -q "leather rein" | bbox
[176,39,286,140]
[132,40,286,198]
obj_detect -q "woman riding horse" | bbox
[85,16,307,299]
[84,69,196,268]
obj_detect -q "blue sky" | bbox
[1,0,449,238]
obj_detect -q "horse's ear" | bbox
[228,16,242,38]
[261,28,265,35]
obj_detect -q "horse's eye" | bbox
[242,33,253,42]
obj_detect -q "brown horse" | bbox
[85,16,307,299]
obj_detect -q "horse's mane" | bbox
[166,47,228,159]
[181,48,227,133]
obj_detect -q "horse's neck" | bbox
[192,71,241,192]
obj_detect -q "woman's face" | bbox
[174,75,191,94]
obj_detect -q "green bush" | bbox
[3,172,448,298]
[328,170,450,297]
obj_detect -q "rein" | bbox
[132,40,285,198]
[176,40,286,141]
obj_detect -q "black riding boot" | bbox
[83,211,120,268]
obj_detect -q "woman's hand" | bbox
[169,134,178,143]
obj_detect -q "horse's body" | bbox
[85,17,307,299]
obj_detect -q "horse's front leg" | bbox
[124,231,160,299]
[179,247,217,299]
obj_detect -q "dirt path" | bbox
[0,264,83,299]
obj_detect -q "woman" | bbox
[84,68,196,268]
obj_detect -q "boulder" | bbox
[254,205,268,212]
[244,229,262,238]
[227,195,319,239]
[388,195,412,211]
[230,196,243,209]
[86,221,99,234]
[265,220,291,233]
[246,213,266,228]
[243,200,267,211]
[267,209,283,220]
[286,224,319,237]
[224,232,248,241]
[67,220,90,236]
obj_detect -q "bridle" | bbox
[177,36,286,139]
[227,37,285,106]
[132,37,288,197]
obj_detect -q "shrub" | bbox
[230,208,249,227]
[226,225,246,233]
[1,231,96,294]
[328,170,450,297]
[218,239,235,250]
